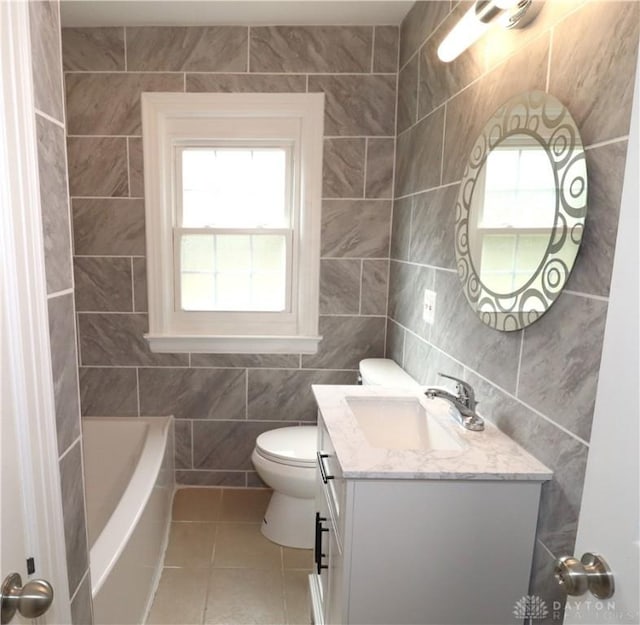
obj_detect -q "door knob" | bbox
[553,553,614,599]
[1,572,54,624]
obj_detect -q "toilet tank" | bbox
[358,358,421,389]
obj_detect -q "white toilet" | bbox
[251,358,420,549]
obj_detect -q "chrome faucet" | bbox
[425,373,485,431]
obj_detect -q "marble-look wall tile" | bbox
[36,116,73,294]
[59,441,89,594]
[528,540,566,624]
[549,1,639,146]
[399,1,450,67]
[191,354,299,368]
[395,106,444,197]
[302,316,385,370]
[386,319,405,365]
[361,259,389,316]
[186,73,306,94]
[320,259,361,315]
[174,421,192,469]
[321,200,391,258]
[250,27,371,73]
[67,137,128,197]
[65,73,183,136]
[48,294,81,455]
[79,367,138,417]
[78,313,188,367]
[467,371,588,555]
[70,572,93,625]
[132,258,147,312]
[390,196,412,261]
[74,257,133,312]
[373,26,399,73]
[139,368,246,420]
[566,141,627,297]
[417,3,483,118]
[192,421,293,470]
[397,55,418,134]
[309,75,396,136]
[62,27,125,71]
[409,185,458,269]
[403,333,463,390]
[518,292,607,442]
[246,472,268,489]
[247,369,356,422]
[430,270,521,392]
[128,138,145,198]
[322,139,365,199]
[29,1,64,122]
[387,261,434,342]
[176,470,246,487]
[127,26,248,72]
[365,138,394,199]
[73,199,145,256]
[442,34,549,185]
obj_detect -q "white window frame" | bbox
[141,92,324,353]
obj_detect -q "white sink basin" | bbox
[346,396,462,451]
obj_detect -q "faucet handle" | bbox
[437,373,477,410]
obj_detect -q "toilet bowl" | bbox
[251,358,420,549]
[251,426,317,548]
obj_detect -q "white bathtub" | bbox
[83,417,175,625]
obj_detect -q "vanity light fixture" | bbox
[437,0,533,63]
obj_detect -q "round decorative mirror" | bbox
[454,90,587,331]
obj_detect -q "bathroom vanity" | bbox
[309,385,552,625]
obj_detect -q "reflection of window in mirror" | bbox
[470,137,556,299]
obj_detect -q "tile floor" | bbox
[147,488,313,625]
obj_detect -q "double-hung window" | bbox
[141,93,324,353]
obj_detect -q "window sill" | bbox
[144,334,321,354]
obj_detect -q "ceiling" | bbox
[60,1,415,27]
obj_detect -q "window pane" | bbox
[181,148,288,228]
[179,233,287,311]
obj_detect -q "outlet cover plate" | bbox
[423,289,436,324]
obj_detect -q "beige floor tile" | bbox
[164,522,217,568]
[283,547,313,571]
[173,488,222,522]
[213,523,282,569]
[147,567,208,625]
[284,570,311,625]
[204,569,285,625]
[220,488,272,522]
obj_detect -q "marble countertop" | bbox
[312,385,553,481]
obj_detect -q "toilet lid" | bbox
[255,426,317,466]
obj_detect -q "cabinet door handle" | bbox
[314,513,329,574]
[317,452,334,484]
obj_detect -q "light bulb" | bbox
[437,4,492,63]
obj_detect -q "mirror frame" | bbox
[454,90,588,332]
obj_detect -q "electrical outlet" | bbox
[423,289,436,324]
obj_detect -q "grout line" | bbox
[34,108,65,129]
[58,434,82,462]
[362,137,369,198]
[440,103,447,186]
[135,367,141,416]
[563,289,609,303]
[245,369,249,419]
[584,135,629,151]
[69,568,90,604]
[322,196,391,202]
[401,325,407,367]
[394,323,591,448]
[305,74,309,92]
[190,421,194,469]
[63,69,397,77]
[46,287,74,299]
[126,138,131,196]
[183,71,186,93]
[71,195,145,200]
[247,26,251,72]
[130,257,135,311]
[395,179,461,203]
[75,254,146,258]
[370,27,376,73]
[123,27,128,71]
[67,134,141,139]
[515,330,524,396]
[538,538,558,560]
[358,259,364,315]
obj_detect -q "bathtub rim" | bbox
[84,415,173,597]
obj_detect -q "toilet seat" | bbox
[255,426,317,469]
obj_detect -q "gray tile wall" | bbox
[391,1,639,620]
[29,1,93,622]
[62,25,399,487]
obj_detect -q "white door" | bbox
[0,2,71,623]
[562,50,640,624]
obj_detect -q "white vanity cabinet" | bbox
[308,401,551,625]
